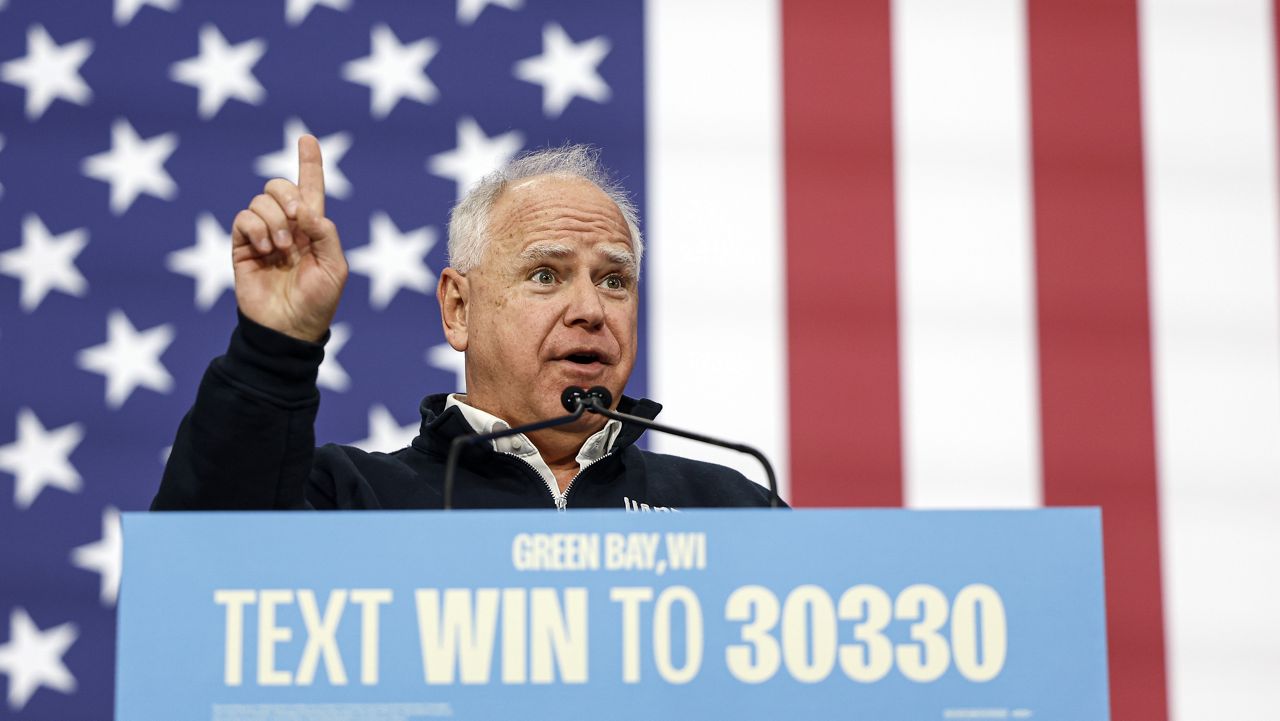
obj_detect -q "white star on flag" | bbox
[114,0,179,26]
[427,342,466,392]
[0,24,94,120]
[0,608,77,711]
[317,322,351,392]
[81,118,179,215]
[169,24,266,119]
[353,404,419,453]
[342,24,439,119]
[0,215,89,312]
[457,0,523,26]
[255,118,353,199]
[71,506,122,606]
[514,22,611,118]
[347,212,437,310]
[77,309,175,409]
[285,0,351,26]
[0,408,84,511]
[428,116,523,199]
[166,213,234,310]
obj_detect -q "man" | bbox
[152,136,778,511]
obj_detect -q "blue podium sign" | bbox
[117,509,1109,720]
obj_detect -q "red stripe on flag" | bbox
[1027,1,1169,718]
[782,0,902,507]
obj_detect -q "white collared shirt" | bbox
[445,394,622,509]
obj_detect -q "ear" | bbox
[437,268,470,351]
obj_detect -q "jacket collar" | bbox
[414,392,662,456]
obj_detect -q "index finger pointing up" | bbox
[297,134,325,217]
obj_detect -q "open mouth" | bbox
[565,352,601,365]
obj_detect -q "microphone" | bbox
[563,385,613,413]
[442,388,592,510]
[574,385,781,509]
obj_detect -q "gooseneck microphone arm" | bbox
[578,386,781,509]
[441,386,780,510]
[442,387,601,510]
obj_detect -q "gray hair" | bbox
[446,144,644,276]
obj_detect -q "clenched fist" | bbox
[232,135,348,343]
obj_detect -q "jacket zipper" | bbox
[500,453,560,509]
[502,451,614,511]
[560,452,613,510]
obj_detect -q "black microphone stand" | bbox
[579,386,782,509]
[442,387,597,510]
[442,386,781,510]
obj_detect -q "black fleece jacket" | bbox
[151,314,780,511]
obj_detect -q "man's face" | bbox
[455,174,638,428]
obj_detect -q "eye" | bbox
[600,274,627,291]
[531,268,557,285]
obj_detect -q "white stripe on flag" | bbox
[1140,0,1280,716]
[892,0,1041,508]
[644,0,789,498]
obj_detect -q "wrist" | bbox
[214,310,327,405]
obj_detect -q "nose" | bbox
[564,274,605,329]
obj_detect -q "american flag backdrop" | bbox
[0,0,1278,719]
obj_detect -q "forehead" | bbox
[486,174,632,255]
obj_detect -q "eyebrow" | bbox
[519,242,638,275]
[519,242,574,261]
[599,246,638,275]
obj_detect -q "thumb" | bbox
[296,201,344,260]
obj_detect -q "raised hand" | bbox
[231,135,348,343]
